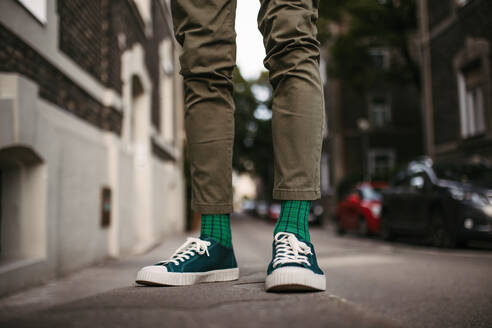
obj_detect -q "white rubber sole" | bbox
[135,266,239,286]
[265,266,326,292]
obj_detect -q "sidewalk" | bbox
[0,216,399,328]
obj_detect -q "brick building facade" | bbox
[328,81,423,182]
[323,47,424,200]
[0,0,185,296]
[419,0,492,160]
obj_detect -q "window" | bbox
[17,0,47,24]
[100,187,112,228]
[458,62,487,138]
[369,47,390,70]
[359,185,382,201]
[392,171,410,188]
[368,94,391,128]
[368,149,395,179]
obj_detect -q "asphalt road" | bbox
[235,215,492,328]
[1,214,491,327]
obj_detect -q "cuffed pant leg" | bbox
[258,0,325,201]
[171,0,237,213]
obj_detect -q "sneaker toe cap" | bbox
[139,264,168,274]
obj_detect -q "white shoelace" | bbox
[272,232,312,268]
[159,237,211,266]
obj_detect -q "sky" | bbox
[18,0,47,23]
[235,0,267,80]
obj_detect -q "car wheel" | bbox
[428,209,456,248]
[335,217,346,236]
[358,216,369,236]
[379,212,395,241]
[309,213,321,226]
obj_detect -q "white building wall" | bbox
[152,161,185,240]
[55,128,109,273]
[0,72,185,296]
[1,74,115,292]
[115,148,138,256]
[0,0,185,297]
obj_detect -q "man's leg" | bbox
[174,0,237,215]
[174,0,236,248]
[258,0,326,292]
[135,0,238,286]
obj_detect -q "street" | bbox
[1,214,492,328]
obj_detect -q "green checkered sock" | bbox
[200,214,232,248]
[274,200,311,242]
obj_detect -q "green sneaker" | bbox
[265,232,326,292]
[136,237,239,286]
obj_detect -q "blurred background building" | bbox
[316,0,491,212]
[319,1,424,204]
[419,0,492,161]
[0,0,185,296]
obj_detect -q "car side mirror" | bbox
[410,176,425,190]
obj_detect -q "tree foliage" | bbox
[318,0,420,91]
[233,69,274,200]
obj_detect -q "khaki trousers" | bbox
[171,0,325,214]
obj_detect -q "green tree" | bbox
[233,69,274,201]
[319,0,420,90]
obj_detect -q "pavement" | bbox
[1,214,491,328]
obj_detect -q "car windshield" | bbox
[434,162,492,189]
[359,185,382,201]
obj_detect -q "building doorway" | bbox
[0,146,46,266]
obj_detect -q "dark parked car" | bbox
[309,200,325,225]
[241,199,256,216]
[255,200,269,219]
[380,157,492,247]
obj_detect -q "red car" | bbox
[335,182,387,236]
